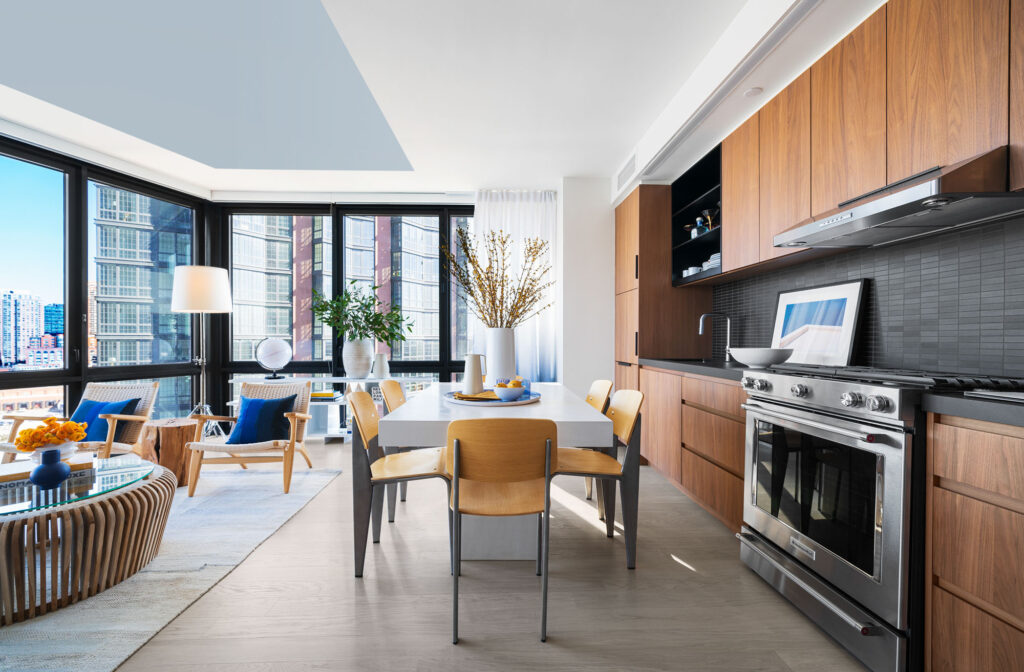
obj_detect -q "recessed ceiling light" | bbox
[744,87,764,98]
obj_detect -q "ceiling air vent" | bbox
[617,154,637,191]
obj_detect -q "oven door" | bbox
[742,400,911,630]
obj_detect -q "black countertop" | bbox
[639,358,1024,428]
[638,358,745,381]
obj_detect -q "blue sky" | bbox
[0,153,65,304]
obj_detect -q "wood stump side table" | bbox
[140,418,198,487]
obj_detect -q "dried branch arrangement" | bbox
[444,227,553,328]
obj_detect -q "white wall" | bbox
[557,177,615,397]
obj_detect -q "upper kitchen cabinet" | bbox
[759,71,811,261]
[721,114,760,272]
[613,185,712,362]
[811,5,886,215]
[887,0,1009,184]
[1011,0,1024,190]
[614,189,640,295]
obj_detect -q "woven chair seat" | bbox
[188,435,291,453]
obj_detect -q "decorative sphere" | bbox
[255,338,292,371]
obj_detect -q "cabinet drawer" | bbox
[680,447,743,532]
[614,362,638,391]
[681,404,745,477]
[931,420,1024,501]
[932,488,1024,624]
[681,375,745,420]
[932,587,1024,672]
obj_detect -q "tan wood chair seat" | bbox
[556,447,623,477]
[371,447,444,481]
[451,477,547,516]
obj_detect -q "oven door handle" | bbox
[741,403,877,444]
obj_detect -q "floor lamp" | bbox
[172,265,233,436]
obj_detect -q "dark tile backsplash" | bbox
[710,217,1024,376]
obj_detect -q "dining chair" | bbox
[379,379,428,512]
[0,381,160,463]
[581,379,613,502]
[555,389,643,568]
[447,418,557,643]
[348,389,450,578]
[185,381,313,496]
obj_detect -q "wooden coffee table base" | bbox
[0,466,177,626]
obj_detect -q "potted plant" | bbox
[444,228,553,386]
[311,281,412,378]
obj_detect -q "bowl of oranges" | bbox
[494,377,527,401]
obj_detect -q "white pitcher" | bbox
[463,353,486,395]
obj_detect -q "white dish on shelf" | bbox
[729,347,793,369]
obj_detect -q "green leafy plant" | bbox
[311,280,412,344]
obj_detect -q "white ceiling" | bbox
[0,0,749,197]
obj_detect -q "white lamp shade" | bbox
[171,265,233,313]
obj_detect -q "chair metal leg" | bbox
[353,474,373,577]
[541,440,552,643]
[536,512,543,576]
[447,482,454,576]
[596,478,605,520]
[602,477,617,538]
[386,482,398,523]
[400,480,408,502]
[620,471,639,569]
[371,483,384,543]
[584,476,593,500]
[453,511,461,644]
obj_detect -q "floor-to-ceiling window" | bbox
[0,137,204,425]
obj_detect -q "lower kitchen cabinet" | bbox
[638,367,681,482]
[926,413,1024,670]
[679,447,743,532]
[681,404,745,476]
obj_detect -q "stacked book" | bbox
[311,391,341,402]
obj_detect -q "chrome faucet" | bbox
[698,313,732,362]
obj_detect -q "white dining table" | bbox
[378,382,612,560]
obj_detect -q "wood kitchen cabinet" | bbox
[925,414,1024,670]
[613,185,712,363]
[614,189,639,295]
[758,71,810,261]
[614,289,638,364]
[1011,0,1024,190]
[638,367,681,482]
[721,114,760,271]
[887,0,1009,184]
[811,5,886,215]
[614,362,638,392]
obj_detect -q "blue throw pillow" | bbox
[226,394,297,445]
[70,398,142,443]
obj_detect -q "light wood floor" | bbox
[119,439,863,672]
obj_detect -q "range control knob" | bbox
[867,395,892,412]
[753,378,771,392]
[840,392,864,408]
[741,376,756,389]
[790,384,809,398]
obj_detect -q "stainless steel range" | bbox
[737,368,926,672]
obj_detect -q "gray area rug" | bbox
[0,467,341,672]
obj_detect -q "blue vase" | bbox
[30,448,71,490]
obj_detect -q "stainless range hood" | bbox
[774,147,1024,249]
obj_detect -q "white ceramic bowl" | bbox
[494,386,526,402]
[729,347,793,369]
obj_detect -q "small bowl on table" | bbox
[494,385,526,402]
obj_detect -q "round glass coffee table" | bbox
[0,453,177,626]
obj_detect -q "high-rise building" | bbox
[44,303,63,334]
[231,214,332,361]
[0,290,43,366]
[92,185,191,367]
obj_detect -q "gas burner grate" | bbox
[768,364,1024,391]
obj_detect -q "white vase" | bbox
[342,338,374,378]
[484,328,516,387]
[371,353,390,378]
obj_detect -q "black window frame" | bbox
[0,133,206,416]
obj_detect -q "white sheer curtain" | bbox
[470,189,559,382]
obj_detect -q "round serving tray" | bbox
[443,390,542,407]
